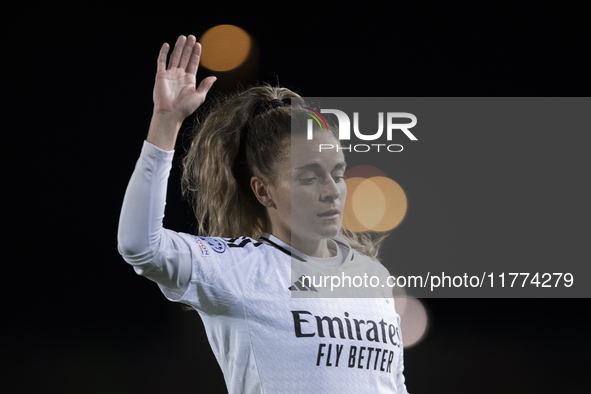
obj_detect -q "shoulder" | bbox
[176,234,276,295]
[180,234,269,258]
[221,236,265,249]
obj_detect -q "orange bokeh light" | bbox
[343,177,371,232]
[199,25,252,71]
[343,166,407,232]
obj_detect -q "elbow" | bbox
[117,232,139,257]
[117,223,163,261]
[117,227,148,258]
[117,237,155,264]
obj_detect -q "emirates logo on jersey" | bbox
[290,310,402,374]
[289,275,318,292]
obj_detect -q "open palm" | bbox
[153,35,216,121]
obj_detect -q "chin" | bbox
[292,227,339,243]
[316,224,342,239]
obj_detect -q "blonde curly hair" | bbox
[181,85,388,260]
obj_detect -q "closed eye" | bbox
[300,177,318,185]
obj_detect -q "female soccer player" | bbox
[117,34,409,393]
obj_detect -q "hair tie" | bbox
[269,99,285,108]
[252,98,286,118]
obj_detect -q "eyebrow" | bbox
[294,161,347,172]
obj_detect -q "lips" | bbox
[318,209,340,217]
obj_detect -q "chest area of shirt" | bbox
[241,294,402,372]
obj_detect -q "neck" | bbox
[272,230,335,258]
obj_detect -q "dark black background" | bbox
[5,2,589,393]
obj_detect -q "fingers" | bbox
[162,35,201,72]
[185,42,202,76]
[196,76,217,96]
[178,35,197,70]
[168,35,187,69]
[157,43,169,72]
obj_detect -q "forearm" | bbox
[117,139,174,257]
[117,131,193,293]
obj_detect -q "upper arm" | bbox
[124,234,260,312]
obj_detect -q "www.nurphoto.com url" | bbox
[301,272,574,292]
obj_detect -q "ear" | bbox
[250,175,276,209]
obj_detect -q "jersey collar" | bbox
[257,232,354,264]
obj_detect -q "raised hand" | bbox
[153,35,216,122]
[147,35,216,150]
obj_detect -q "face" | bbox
[266,132,347,245]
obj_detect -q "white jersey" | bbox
[118,141,409,393]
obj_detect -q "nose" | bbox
[320,176,342,202]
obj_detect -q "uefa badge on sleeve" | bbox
[193,236,212,257]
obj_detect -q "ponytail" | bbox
[181,85,300,238]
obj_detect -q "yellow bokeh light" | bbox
[353,179,386,229]
[199,25,252,71]
[343,177,370,232]
[343,170,407,232]
[369,177,407,232]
